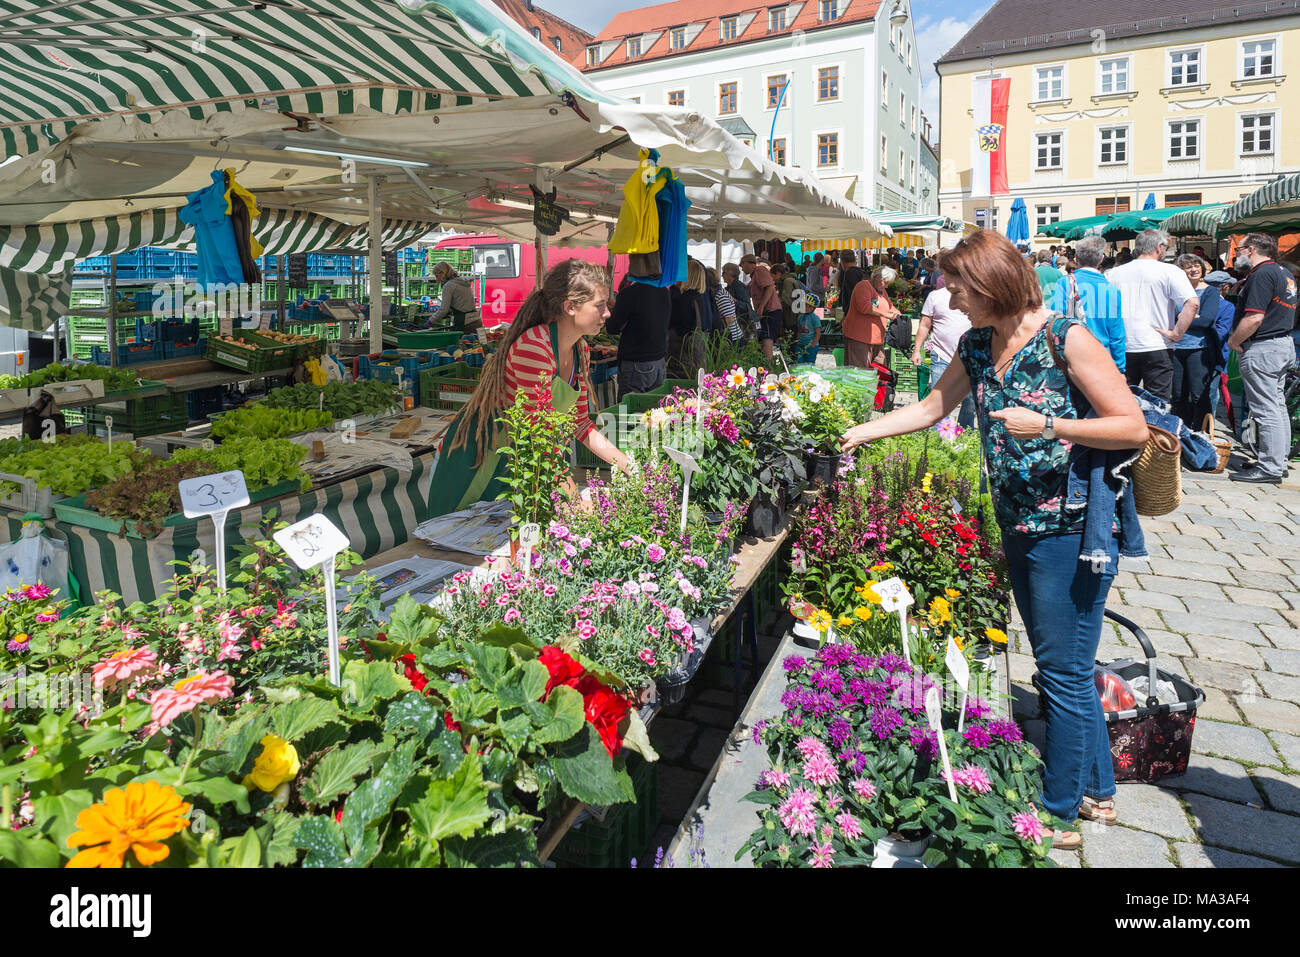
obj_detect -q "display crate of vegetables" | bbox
[53,437,308,538]
[85,393,189,437]
[244,328,326,362]
[259,380,403,420]
[209,403,334,441]
[0,434,147,517]
[205,330,296,373]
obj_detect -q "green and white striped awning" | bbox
[1219,172,1300,234]
[1164,204,1231,237]
[0,207,433,273]
[0,264,70,330]
[0,0,584,161]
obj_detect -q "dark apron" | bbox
[427,324,581,518]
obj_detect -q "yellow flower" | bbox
[928,596,951,625]
[810,609,832,632]
[854,606,872,621]
[869,562,894,573]
[945,588,961,599]
[862,581,882,604]
[837,614,854,629]
[985,627,1008,646]
[241,733,302,793]
[953,634,965,650]
[921,471,933,493]
[66,780,191,868]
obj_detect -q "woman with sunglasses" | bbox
[842,230,1149,849]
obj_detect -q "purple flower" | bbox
[988,719,1024,743]
[870,707,905,741]
[908,726,938,760]
[6,637,30,653]
[782,655,807,674]
[647,544,666,563]
[827,716,851,749]
[837,749,867,776]
[964,696,992,721]
[811,668,843,696]
[963,724,994,749]
[751,719,768,745]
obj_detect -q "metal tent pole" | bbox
[277,254,287,329]
[368,176,383,354]
[107,254,119,368]
[715,218,723,275]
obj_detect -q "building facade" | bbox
[919,116,938,216]
[576,0,925,213]
[936,0,1300,238]
[493,0,591,59]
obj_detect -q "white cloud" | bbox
[914,5,994,145]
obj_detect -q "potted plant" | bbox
[742,382,807,537]
[496,377,577,561]
[792,374,852,486]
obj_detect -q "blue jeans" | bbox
[929,357,975,429]
[1003,530,1117,821]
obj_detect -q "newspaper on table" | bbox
[411,499,513,557]
[336,556,471,621]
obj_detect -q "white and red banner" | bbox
[971,75,1010,197]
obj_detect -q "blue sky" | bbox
[542,0,995,139]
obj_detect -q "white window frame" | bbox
[669,26,687,50]
[1239,110,1277,155]
[770,137,788,165]
[720,16,739,41]
[814,129,842,169]
[717,77,741,116]
[911,106,917,134]
[1097,125,1130,166]
[1033,63,1065,102]
[626,36,642,59]
[1096,55,1131,95]
[550,37,562,53]
[906,41,913,70]
[667,88,686,107]
[880,70,889,107]
[1035,204,1061,230]
[819,0,839,22]
[898,147,905,186]
[909,158,916,191]
[627,95,642,104]
[1240,36,1279,79]
[816,64,842,103]
[766,73,790,110]
[1033,130,1064,171]
[1167,118,1202,160]
[880,133,889,172]
[585,45,601,67]
[899,90,906,125]
[769,6,787,31]
[1167,45,1204,87]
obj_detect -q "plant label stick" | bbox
[519,521,540,579]
[663,447,698,535]
[274,514,350,686]
[945,637,970,733]
[179,469,251,595]
[925,687,958,803]
[874,577,914,664]
[104,414,113,452]
[695,368,706,435]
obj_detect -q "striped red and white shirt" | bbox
[502,324,596,441]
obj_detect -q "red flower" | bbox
[575,675,630,757]
[398,652,430,694]
[444,710,460,732]
[920,531,939,547]
[334,806,344,823]
[538,645,584,698]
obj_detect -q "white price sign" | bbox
[519,521,540,578]
[875,576,915,666]
[945,637,970,733]
[273,514,350,686]
[179,470,250,518]
[925,687,958,803]
[664,447,699,536]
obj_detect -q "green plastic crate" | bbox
[427,248,474,269]
[573,393,668,470]
[242,329,326,363]
[205,330,296,373]
[385,328,462,350]
[419,362,483,410]
[85,393,188,436]
[548,756,658,868]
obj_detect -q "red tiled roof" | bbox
[492,0,593,57]
[574,0,883,71]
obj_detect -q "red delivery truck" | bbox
[432,234,629,328]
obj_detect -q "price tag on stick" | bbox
[664,447,698,536]
[874,577,915,664]
[179,469,251,595]
[104,414,113,452]
[274,514,350,686]
[519,521,540,579]
[925,687,958,804]
[946,637,970,733]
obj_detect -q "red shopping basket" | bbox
[1033,609,1205,784]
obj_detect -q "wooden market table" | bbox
[361,514,793,865]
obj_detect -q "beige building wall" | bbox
[937,17,1300,238]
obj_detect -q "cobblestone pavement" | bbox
[1007,466,1300,868]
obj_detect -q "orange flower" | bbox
[66,780,191,868]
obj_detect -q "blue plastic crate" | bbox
[359,351,437,404]
[92,340,162,366]
[163,339,206,359]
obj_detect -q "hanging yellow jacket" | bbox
[608,157,666,255]
[223,169,265,258]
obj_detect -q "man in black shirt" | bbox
[1227,233,1297,483]
[608,280,671,401]
[838,250,865,313]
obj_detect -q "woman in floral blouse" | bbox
[841,230,1148,849]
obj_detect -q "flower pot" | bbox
[654,673,689,707]
[871,832,933,868]
[745,487,786,538]
[806,451,842,487]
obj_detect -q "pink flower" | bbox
[547,522,571,541]
[504,607,522,625]
[92,647,158,689]
[1012,811,1047,845]
[836,813,863,841]
[641,582,659,594]
[950,764,993,795]
[239,605,265,619]
[763,768,791,791]
[496,594,511,606]
[850,778,877,802]
[778,787,818,838]
[271,600,297,629]
[148,670,233,731]
[802,753,840,788]
[647,544,666,563]
[478,599,489,608]
[810,840,835,868]
[120,623,144,643]
[576,622,597,641]
[217,639,242,662]
[34,612,59,623]
[645,624,660,639]
[23,583,51,600]
[579,537,593,550]
[250,638,263,651]
[638,648,656,666]
[796,735,830,762]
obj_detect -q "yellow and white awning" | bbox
[802,233,925,251]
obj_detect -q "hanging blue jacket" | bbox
[653,170,691,288]
[179,171,245,287]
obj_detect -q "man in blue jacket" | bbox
[1049,235,1126,371]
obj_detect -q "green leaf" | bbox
[494,659,548,709]
[463,642,509,690]
[442,827,538,868]
[202,711,269,776]
[32,789,93,855]
[618,709,659,763]
[265,811,302,867]
[498,710,532,752]
[475,623,531,649]
[548,724,635,806]
[270,696,341,743]
[340,739,418,851]
[300,741,380,808]
[383,692,443,742]
[385,594,441,645]
[342,660,411,712]
[221,828,263,868]
[292,816,350,868]
[408,751,493,844]
[526,684,585,745]
[180,776,250,814]
[0,831,61,867]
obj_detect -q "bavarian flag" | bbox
[971,76,1010,197]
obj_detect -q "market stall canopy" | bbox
[1036,214,1112,240]
[871,213,967,233]
[1164,204,1232,237]
[1214,172,1300,235]
[1099,204,1225,241]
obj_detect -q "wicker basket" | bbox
[1132,424,1182,517]
[1203,414,1232,474]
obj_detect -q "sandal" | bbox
[1079,796,1118,826]
[1049,828,1082,851]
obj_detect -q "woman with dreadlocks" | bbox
[428,259,631,516]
